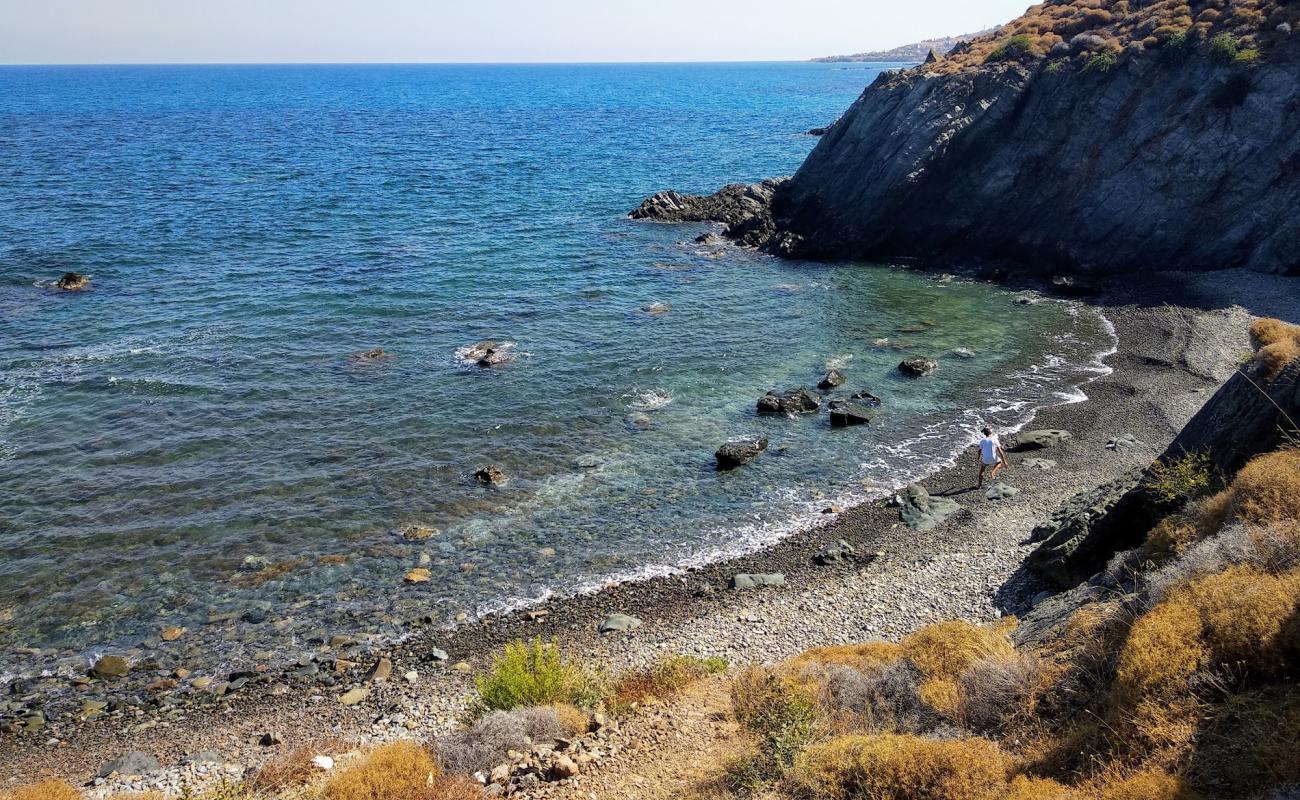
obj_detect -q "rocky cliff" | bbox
[637,9,1300,277]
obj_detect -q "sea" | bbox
[0,63,1116,679]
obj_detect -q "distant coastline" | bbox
[811,28,993,63]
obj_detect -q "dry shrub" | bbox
[958,652,1044,734]
[790,641,901,671]
[547,702,589,736]
[900,620,1017,682]
[1188,686,1300,792]
[1169,564,1300,671]
[322,741,441,800]
[1231,450,1300,527]
[918,677,964,717]
[611,654,726,709]
[5,783,82,800]
[247,743,337,793]
[790,733,1011,800]
[1116,600,1207,699]
[1005,775,1081,800]
[730,666,821,777]
[1142,516,1200,564]
[434,706,570,774]
[1250,318,1300,350]
[1248,318,1300,380]
[1190,489,1232,539]
[1097,768,1198,800]
[812,660,934,734]
[103,795,165,800]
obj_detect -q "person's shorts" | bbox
[981,456,1000,466]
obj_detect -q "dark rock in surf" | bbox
[807,126,830,136]
[1051,275,1102,297]
[716,437,768,470]
[474,465,506,486]
[817,369,846,390]
[629,179,789,249]
[898,357,938,377]
[757,388,822,415]
[828,400,879,427]
[55,272,90,291]
[458,340,515,367]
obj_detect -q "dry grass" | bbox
[247,743,341,793]
[1169,564,1300,672]
[1230,450,1300,526]
[611,654,727,710]
[1248,318,1300,380]
[1116,600,1207,700]
[900,620,1017,682]
[322,741,447,800]
[103,794,165,800]
[1096,768,1198,800]
[1005,775,1080,800]
[790,734,1012,800]
[790,642,902,671]
[4,783,82,800]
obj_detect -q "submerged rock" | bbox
[898,357,938,377]
[55,272,90,291]
[474,465,506,485]
[716,437,768,470]
[643,302,672,315]
[757,388,822,415]
[350,347,392,363]
[899,484,960,532]
[92,655,130,679]
[457,340,516,367]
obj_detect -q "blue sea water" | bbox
[0,63,1114,676]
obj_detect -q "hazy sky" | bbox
[0,0,1033,64]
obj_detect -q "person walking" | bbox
[977,426,1007,488]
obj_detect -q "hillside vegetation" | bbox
[934,0,1299,71]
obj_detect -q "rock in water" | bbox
[898,484,960,532]
[628,179,787,249]
[1050,275,1102,297]
[898,357,938,377]
[474,465,506,485]
[55,272,90,290]
[756,388,822,415]
[716,437,768,470]
[92,655,130,679]
[643,302,671,315]
[731,573,785,590]
[98,751,161,778]
[817,369,846,390]
[828,400,879,427]
[598,613,642,634]
[404,568,432,584]
[456,340,516,367]
[1013,430,1072,451]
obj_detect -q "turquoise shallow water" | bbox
[0,63,1114,676]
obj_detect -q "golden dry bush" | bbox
[918,677,963,716]
[5,782,82,800]
[1248,318,1300,380]
[1005,775,1081,800]
[1170,565,1300,671]
[247,745,329,793]
[103,794,165,800]
[1250,318,1300,349]
[790,733,1011,800]
[1230,450,1300,526]
[1190,489,1233,539]
[790,641,902,671]
[1142,516,1200,563]
[322,741,441,800]
[1097,768,1197,800]
[547,702,590,736]
[1115,600,1206,699]
[900,620,1017,682]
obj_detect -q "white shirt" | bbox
[979,435,1001,464]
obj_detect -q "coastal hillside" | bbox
[638,0,1300,277]
[812,29,993,63]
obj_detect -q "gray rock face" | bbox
[812,539,856,565]
[716,437,768,470]
[985,483,1020,500]
[899,483,960,532]
[757,388,822,415]
[98,751,161,778]
[599,613,642,634]
[764,42,1300,276]
[1013,430,1072,451]
[1026,469,1151,588]
[55,271,90,290]
[817,369,846,390]
[731,573,786,589]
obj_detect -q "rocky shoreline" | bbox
[3,268,1296,794]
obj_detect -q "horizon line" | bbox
[0,58,915,68]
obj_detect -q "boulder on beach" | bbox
[898,357,938,377]
[1013,430,1072,451]
[474,465,506,485]
[599,613,643,634]
[731,573,785,590]
[92,655,130,679]
[457,340,516,367]
[812,539,856,565]
[98,751,160,778]
[828,400,880,427]
[899,484,960,532]
[985,483,1020,501]
[757,388,821,415]
[1106,434,1142,451]
[817,369,846,390]
[55,271,90,291]
[716,437,768,470]
[1024,458,1057,471]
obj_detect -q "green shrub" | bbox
[1044,60,1065,76]
[1210,33,1240,64]
[1147,452,1217,506]
[985,34,1035,63]
[474,638,606,712]
[1235,48,1261,64]
[731,666,821,778]
[1084,51,1118,73]
[1159,31,1196,64]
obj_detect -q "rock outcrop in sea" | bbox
[634,19,1300,277]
